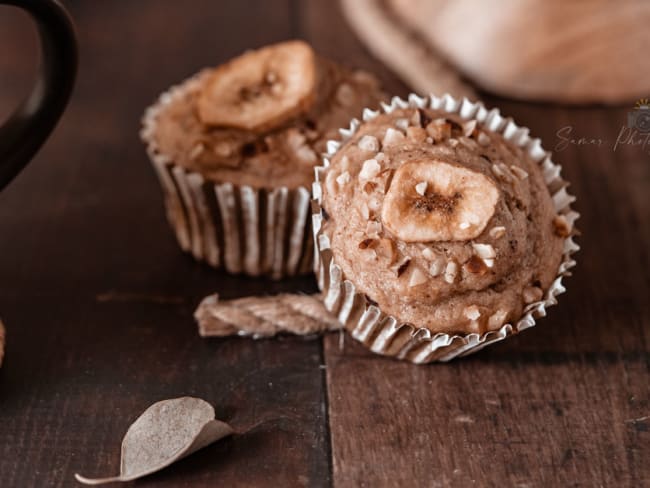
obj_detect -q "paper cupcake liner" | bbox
[312,93,579,363]
[141,74,313,279]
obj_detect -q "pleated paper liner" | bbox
[141,73,313,279]
[312,93,579,363]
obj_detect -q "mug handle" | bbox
[0,0,77,191]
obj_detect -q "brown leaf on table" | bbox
[74,397,233,485]
[195,293,343,338]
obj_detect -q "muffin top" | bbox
[320,107,568,335]
[150,40,385,189]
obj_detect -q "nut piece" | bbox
[408,268,429,287]
[336,83,355,107]
[429,257,445,277]
[489,226,506,239]
[358,135,380,152]
[381,160,499,242]
[463,120,478,137]
[444,261,458,283]
[523,286,544,304]
[335,171,350,186]
[414,181,428,196]
[477,132,491,146]
[406,126,428,143]
[553,215,571,237]
[488,310,508,329]
[510,165,529,179]
[198,40,316,131]
[421,247,436,260]
[395,118,410,131]
[359,159,381,180]
[382,128,406,147]
[472,243,496,259]
[463,305,481,321]
[426,119,452,141]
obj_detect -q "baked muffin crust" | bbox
[320,107,565,335]
[150,43,385,190]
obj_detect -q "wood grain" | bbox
[322,98,650,487]
[0,1,325,487]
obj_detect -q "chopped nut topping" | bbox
[213,141,232,158]
[489,226,506,239]
[406,126,428,143]
[426,119,452,141]
[421,247,436,260]
[488,310,508,328]
[296,145,317,163]
[366,220,382,237]
[464,255,489,275]
[410,109,422,127]
[287,128,306,149]
[425,136,433,144]
[375,152,387,163]
[458,136,478,150]
[552,215,571,237]
[510,165,529,179]
[491,162,515,181]
[463,120,478,137]
[358,135,380,152]
[395,118,410,131]
[483,258,495,268]
[429,259,445,277]
[523,286,543,304]
[335,83,355,106]
[448,138,459,148]
[359,159,381,179]
[477,132,491,146]
[463,305,481,321]
[408,268,428,287]
[382,128,406,147]
[189,143,205,160]
[396,258,411,277]
[444,261,458,283]
[472,243,496,259]
[414,181,428,196]
[335,171,350,186]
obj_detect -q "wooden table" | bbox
[0,1,648,486]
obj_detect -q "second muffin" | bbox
[142,40,385,278]
[313,95,579,362]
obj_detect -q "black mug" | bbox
[0,0,77,191]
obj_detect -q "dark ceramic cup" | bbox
[0,0,77,191]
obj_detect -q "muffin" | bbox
[312,94,579,362]
[141,40,385,278]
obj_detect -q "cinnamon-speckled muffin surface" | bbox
[320,107,567,335]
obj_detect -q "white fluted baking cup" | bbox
[312,93,579,363]
[141,73,313,279]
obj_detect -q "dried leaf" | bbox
[75,397,233,485]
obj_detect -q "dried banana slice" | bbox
[381,160,499,242]
[197,40,317,131]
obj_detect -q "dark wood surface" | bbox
[0,1,648,487]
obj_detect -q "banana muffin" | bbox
[142,40,385,278]
[313,95,578,361]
